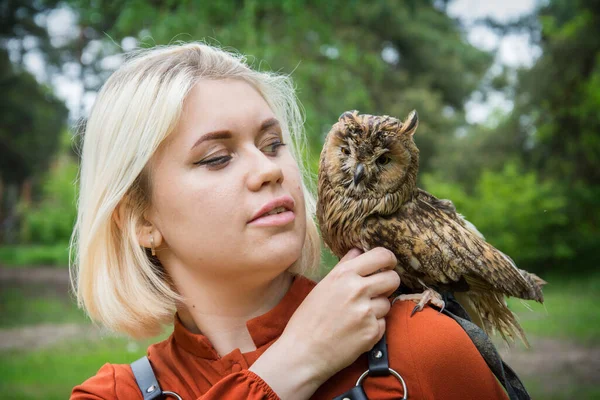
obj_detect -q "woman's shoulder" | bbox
[70,362,141,399]
[70,337,174,400]
[387,299,479,356]
[386,299,491,366]
[385,300,509,399]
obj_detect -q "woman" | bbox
[70,42,508,399]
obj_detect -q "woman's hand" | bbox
[284,247,400,380]
[250,247,399,399]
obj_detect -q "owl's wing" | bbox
[416,189,487,240]
[362,190,541,301]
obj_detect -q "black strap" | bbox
[439,293,531,400]
[131,356,164,400]
[367,333,389,376]
[333,334,390,399]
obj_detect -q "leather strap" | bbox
[131,356,164,400]
[440,292,531,400]
[332,334,391,399]
[367,333,389,376]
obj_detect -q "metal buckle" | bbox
[162,391,183,400]
[356,367,407,400]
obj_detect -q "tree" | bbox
[506,0,600,271]
[0,0,69,242]
[429,0,600,272]
[0,50,67,188]
[65,0,492,173]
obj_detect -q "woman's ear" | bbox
[137,223,164,252]
[112,198,164,251]
[112,199,127,232]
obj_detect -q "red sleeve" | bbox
[71,363,280,400]
[387,301,509,400]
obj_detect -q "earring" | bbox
[150,233,156,256]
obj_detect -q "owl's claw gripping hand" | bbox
[392,288,445,316]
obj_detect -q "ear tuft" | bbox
[401,110,419,136]
[339,110,359,122]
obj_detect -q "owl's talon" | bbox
[411,304,422,316]
[438,302,446,314]
[394,289,445,317]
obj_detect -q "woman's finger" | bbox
[339,248,363,263]
[363,269,401,298]
[370,296,392,319]
[347,247,397,277]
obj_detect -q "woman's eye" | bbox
[341,147,350,156]
[263,139,286,155]
[195,155,232,168]
[376,155,391,165]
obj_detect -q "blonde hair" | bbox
[70,42,321,338]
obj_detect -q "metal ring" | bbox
[162,390,183,400]
[355,367,408,400]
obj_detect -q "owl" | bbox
[317,110,546,346]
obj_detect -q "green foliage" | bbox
[425,0,600,274]
[319,246,339,276]
[521,0,600,185]
[428,109,531,190]
[65,0,492,174]
[422,162,569,271]
[0,244,69,266]
[3,0,596,279]
[18,144,78,246]
[505,0,600,270]
[0,50,68,186]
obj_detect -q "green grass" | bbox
[0,335,166,400]
[0,244,69,267]
[507,272,600,344]
[0,286,87,329]
[523,380,600,400]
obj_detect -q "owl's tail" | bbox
[454,291,530,348]
[519,269,547,302]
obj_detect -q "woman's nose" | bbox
[246,149,284,191]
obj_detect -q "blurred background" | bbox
[0,0,598,398]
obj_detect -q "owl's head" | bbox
[321,110,420,200]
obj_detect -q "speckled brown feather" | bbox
[317,110,546,346]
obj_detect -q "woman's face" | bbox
[146,79,307,282]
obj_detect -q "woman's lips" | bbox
[249,195,296,226]
[248,210,295,227]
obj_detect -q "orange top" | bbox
[71,275,509,399]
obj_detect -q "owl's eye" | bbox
[376,155,391,165]
[341,147,350,156]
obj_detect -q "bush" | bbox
[18,156,78,246]
[0,244,70,267]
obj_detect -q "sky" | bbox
[446,0,540,123]
[21,0,540,124]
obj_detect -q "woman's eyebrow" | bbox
[190,118,280,150]
[260,118,280,131]
[190,131,232,150]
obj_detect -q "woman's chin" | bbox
[251,240,303,273]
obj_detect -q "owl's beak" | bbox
[353,163,365,185]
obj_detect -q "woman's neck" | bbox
[174,270,294,356]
